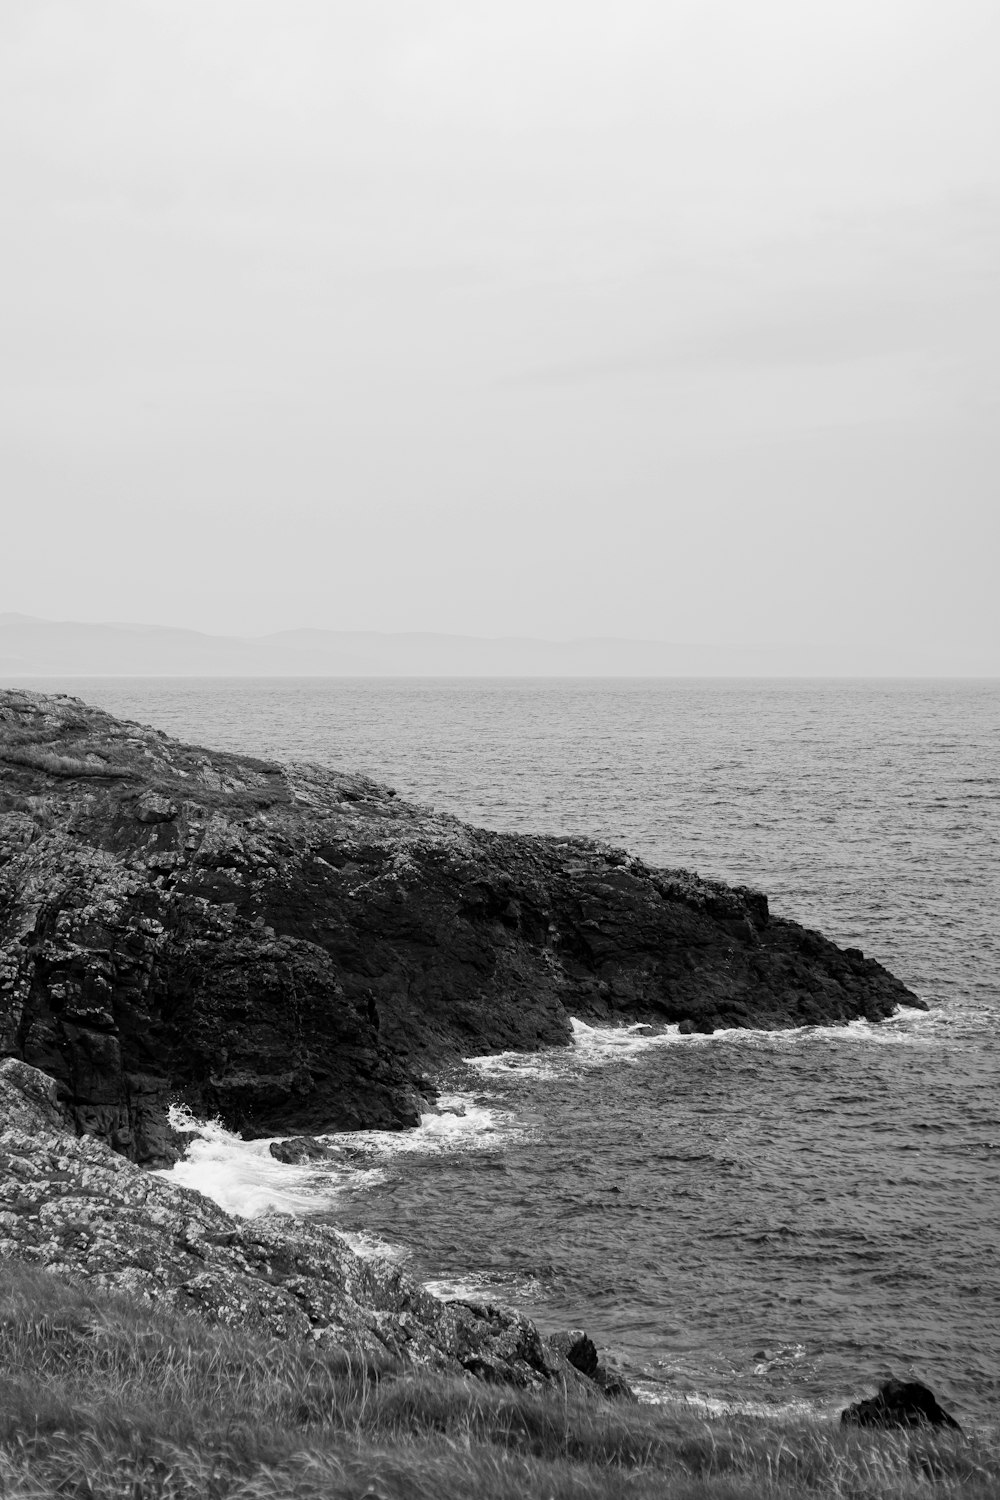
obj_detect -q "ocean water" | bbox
[25,677,1000,1426]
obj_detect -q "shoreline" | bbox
[1,1056,983,1445]
[155,1006,956,1425]
[0,688,925,1168]
[4,1254,991,1500]
[2,689,987,1467]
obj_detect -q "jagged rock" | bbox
[135,791,177,824]
[0,1056,72,1133]
[0,690,926,1164]
[0,1062,618,1398]
[548,1328,633,1398]
[841,1379,962,1431]
[551,1329,599,1377]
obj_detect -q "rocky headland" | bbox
[0,689,924,1166]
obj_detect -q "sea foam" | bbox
[157,1091,517,1224]
[329,1093,517,1159]
[633,1383,828,1419]
[157,1105,385,1218]
[466,1007,944,1083]
[465,1019,685,1081]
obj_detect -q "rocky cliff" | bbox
[0,689,924,1163]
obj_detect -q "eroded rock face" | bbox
[0,690,925,1163]
[0,1060,619,1396]
[0,1056,72,1134]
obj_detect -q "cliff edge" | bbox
[0,690,924,1163]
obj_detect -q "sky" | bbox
[2,0,998,665]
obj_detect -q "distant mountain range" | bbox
[0,614,991,678]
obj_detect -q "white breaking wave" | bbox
[329,1092,520,1159]
[157,1009,944,1228]
[466,1006,946,1082]
[424,1276,488,1303]
[712,1007,946,1050]
[466,1020,683,1081]
[633,1382,830,1419]
[157,1092,518,1224]
[157,1105,386,1218]
[570,1010,943,1055]
[423,1269,553,1306]
[336,1229,409,1264]
[569,1017,685,1063]
[463,1051,568,1082]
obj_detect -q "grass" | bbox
[0,1262,995,1499]
[0,741,136,779]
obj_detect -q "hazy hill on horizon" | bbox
[0,614,992,679]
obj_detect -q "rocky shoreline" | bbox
[0,1057,628,1398]
[1,1058,965,1433]
[0,688,965,1437]
[0,688,924,1166]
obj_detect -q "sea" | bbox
[20,677,1000,1428]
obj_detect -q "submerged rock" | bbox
[0,690,926,1164]
[841,1379,962,1431]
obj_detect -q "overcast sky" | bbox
[2,1,998,663]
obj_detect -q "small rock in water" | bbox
[269,1136,339,1165]
[841,1378,961,1431]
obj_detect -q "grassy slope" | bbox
[0,1264,995,1500]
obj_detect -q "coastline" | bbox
[153,1006,958,1422]
[2,1054,991,1496]
[4,1256,991,1500]
[0,688,923,1168]
[2,687,990,1484]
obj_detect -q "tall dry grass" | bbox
[0,743,136,777]
[0,1261,995,1499]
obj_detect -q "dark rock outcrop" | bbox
[268,1134,342,1164]
[0,1059,629,1399]
[841,1379,962,1431]
[0,690,925,1163]
[551,1328,600,1378]
[548,1328,632,1399]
